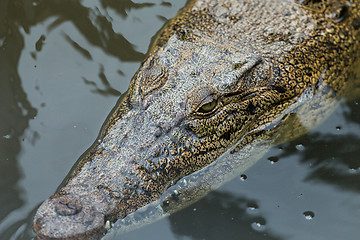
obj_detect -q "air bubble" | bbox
[181,179,188,187]
[246,202,259,215]
[162,200,170,207]
[268,156,279,164]
[105,220,111,230]
[246,207,259,215]
[303,211,315,220]
[348,168,359,174]
[336,126,341,131]
[3,134,11,139]
[296,144,305,151]
[251,219,266,231]
[240,174,247,181]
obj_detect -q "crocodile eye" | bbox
[198,97,218,113]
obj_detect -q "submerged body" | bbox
[34,0,360,239]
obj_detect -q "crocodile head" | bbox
[32,0,360,238]
[33,34,292,239]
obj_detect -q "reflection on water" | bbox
[41,0,146,61]
[0,0,360,240]
[280,130,360,192]
[271,98,360,193]
[0,0,37,230]
[168,192,283,240]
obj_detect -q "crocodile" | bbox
[33,0,360,239]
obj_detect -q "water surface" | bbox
[0,1,360,240]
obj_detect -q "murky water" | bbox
[1,1,360,240]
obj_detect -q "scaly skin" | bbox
[34,0,360,239]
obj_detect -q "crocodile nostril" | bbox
[55,196,82,216]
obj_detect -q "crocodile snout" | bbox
[33,189,107,240]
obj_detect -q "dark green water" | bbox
[0,1,360,240]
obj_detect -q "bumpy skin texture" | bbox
[34,0,360,239]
